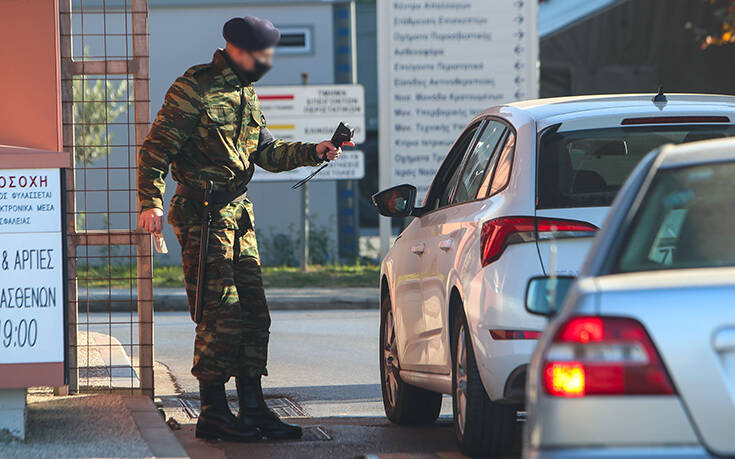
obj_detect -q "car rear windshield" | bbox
[615,162,735,273]
[537,125,735,209]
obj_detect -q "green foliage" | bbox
[259,228,299,266]
[73,75,128,165]
[76,262,379,289]
[688,0,735,48]
[257,215,336,267]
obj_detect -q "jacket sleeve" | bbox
[137,74,202,211]
[250,125,322,173]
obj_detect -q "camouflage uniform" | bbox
[137,49,322,383]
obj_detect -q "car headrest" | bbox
[573,170,607,193]
[683,132,727,144]
[592,140,628,156]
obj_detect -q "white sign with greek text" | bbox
[257,84,366,144]
[0,169,62,233]
[0,168,64,364]
[378,0,539,198]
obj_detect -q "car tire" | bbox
[451,306,517,458]
[380,292,442,425]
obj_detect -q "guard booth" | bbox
[0,0,154,439]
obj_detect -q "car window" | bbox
[424,121,483,212]
[615,162,735,273]
[538,125,735,209]
[483,130,515,197]
[452,121,506,204]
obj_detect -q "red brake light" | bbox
[543,316,675,397]
[480,217,597,266]
[621,116,730,125]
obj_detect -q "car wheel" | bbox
[380,292,442,425]
[452,307,518,457]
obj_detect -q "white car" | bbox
[372,93,735,457]
[524,138,735,458]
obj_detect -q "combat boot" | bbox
[236,375,303,439]
[196,382,261,442]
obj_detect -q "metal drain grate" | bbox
[301,426,331,441]
[178,398,199,419]
[174,396,330,442]
[258,397,309,418]
[177,396,309,419]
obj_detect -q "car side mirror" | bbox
[525,276,576,317]
[372,184,417,218]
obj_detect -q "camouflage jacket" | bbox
[137,49,322,219]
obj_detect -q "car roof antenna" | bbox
[652,86,667,103]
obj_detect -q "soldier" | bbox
[137,16,341,442]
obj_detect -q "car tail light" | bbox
[542,316,675,397]
[480,217,597,266]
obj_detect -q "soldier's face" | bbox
[230,46,274,72]
[249,48,275,69]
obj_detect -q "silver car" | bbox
[523,138,735,458]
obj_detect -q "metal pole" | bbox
[132,0,154,397]
[300,72,310,270]
[348,0,358,265]
[377,0,392,259]
[300,182,309,270]
[58,0,78,396]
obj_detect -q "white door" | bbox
[420,120,513,372]
[389,219,427,369]
[396,121,484,372]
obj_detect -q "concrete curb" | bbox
[125,396,189,459]
[79,287,380,312]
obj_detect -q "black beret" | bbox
[223,16,281,51]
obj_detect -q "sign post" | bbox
[377,0,539,256]
[0,147,70,441]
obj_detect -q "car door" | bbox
[418,120,513,372]
[395,121,484,372]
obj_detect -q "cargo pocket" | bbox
[205,104,237,138]
[203,228,238,313]
[235,227,260,265]
[206,104,236,124]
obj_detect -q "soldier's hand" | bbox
[139,208,164,234]
[316,141,342,161]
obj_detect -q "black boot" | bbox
[236,375,303,440]
[196,382,261,442]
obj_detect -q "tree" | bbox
[73,76,128,165]
[687,0,735,48]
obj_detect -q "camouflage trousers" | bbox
[172,222,270,384]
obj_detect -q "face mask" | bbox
[242,55,272,82]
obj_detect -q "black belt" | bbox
[175,183,247,205]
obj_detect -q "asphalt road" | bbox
[156,310,467,457]
[89,310,518,457]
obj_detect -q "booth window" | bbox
[277,27,312,54]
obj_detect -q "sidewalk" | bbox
[0,389,187,459]
[81,287,380,312]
